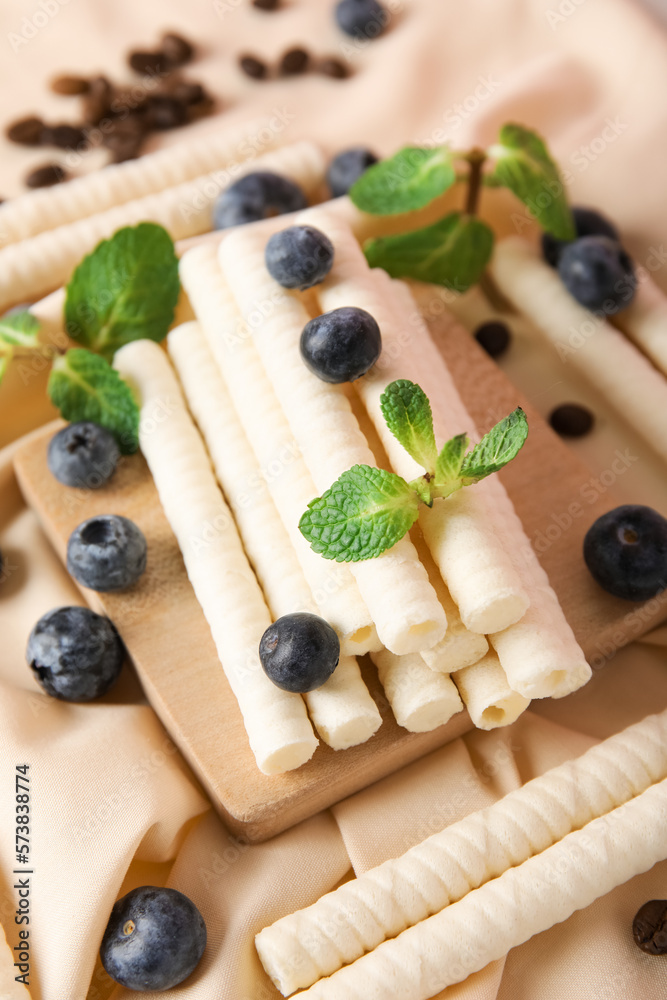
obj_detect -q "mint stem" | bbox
[464,149,486,216]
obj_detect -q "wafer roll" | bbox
[615,270,667,377]
[371,649,463,733]
[452,651,529,730]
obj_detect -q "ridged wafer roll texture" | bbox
[167,321,381,751]
[491,237,667,464]
[0,119,282,246]
[452,651,529,730]
[0,140,325,312]
[256,707,667,994]
[370,649,463,733]
[113,339,317,775]
[303,207,529,636]
[616,271,667,377]
[218,226,447,656]
[178,242,378,656]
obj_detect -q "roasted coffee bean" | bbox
[280,47,310,75]
[161,32,194,67]
[632,900,667,955]
[549,403,595,438]
[43,123,86,150]
[145,95,188,130]
[186,97,216,122]
[166,80,207,105]
[102,114,147,160]
[317,57,350,79]
[6,116,46,146]
[253,0,280,8]
[128,50,169,76]
[239,55,268,79]
[474,320,511,358]
[25,164,67,189]
[82,76,113,125]
[50,74,90,96]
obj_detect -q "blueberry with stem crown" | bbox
[583,505,667,601]
[327,147,378,198]
[542,205,619,267]
[67,514,147,591]
[213,171,307,230]
[259,612,340,692]
[48,421,120,489]
[300,306,382,383]
[265,225,334,290]
[557,235,636,315]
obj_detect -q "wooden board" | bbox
[13,318,667,842]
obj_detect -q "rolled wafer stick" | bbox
[0,119,281,246]
[300,775,667,999]
[256,707,667,994]
[218,227,447,656]
[491,237,667,463]
[0,140,325,312]
[452,651,529,730]
[113,339,317,775]
[615,271,667,377]
[178,243,378,657]
[167,321,381,751]
[370,649,463,733]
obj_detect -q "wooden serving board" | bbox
[13,317,667,842]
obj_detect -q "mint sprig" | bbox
[350,147,457,216]
[0,310,40,348]
[299,381,528,562]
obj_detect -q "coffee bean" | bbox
[50,74,90,96]
[145,95,188,130]
[280,47,310,75]
[239,54,268,79]
[548,403,594,438]
[6,116,46,146]
[161,32,194,67]
[43,124,86,150]
[186,96,216,122]
[317,57,350,79]
[82,76,113,125]
[474,320,511,358]
[128,50,169,76]
[253,0,280,8]
[25,164,67,189]
[166,80,207,105]
[633,900,667,955]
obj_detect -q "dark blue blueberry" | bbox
[542,206,619,267]
[327,147,379,198]
[26,606,124,702]
[259,612,340,692]
[300,306,381,383]
[67,514,147,592]
[100,886,206,991]
[212,171,308,230]
[48,421,120,489]
[583,505,667,601]
[557,235,636,315]
[335,0,388,39]
[265,225,334,290]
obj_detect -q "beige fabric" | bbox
[1,1,667,998]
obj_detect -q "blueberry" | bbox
[327,147,379,198]
[542,206,619,267]
[259,612,340,692]
[48,421,120,489]
[26,606,124,701]
[100,886,206,991]
[67,515,147,591]
[557,235,636,315]
[583,505,667,601]
[300,306,381,383]
[335,0,388,39]
[265,225,334,290]
[212,171,308,230]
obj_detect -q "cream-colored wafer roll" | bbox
[179,243,378,656]
[452,651,529,730]
[491,237,667,463]
[0,119,281,246]
[113,339,317,775]
[615,271,667,377]
[370,649,463,733]
[219,227,447,656]
[300,776,667,999]
[0,140,324,311]
[167,321,381,751]
[256,707,667,993]
[303,207,528,635]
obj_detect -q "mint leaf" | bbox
[0,310,40,348]
[47,348,139,454]
[434,432,469,495]
[365,212,494,291]
[488,124,575,240]
[299,465,419,562]
[460,408,528,483]
[64,222,180,359]
[350,147,457,216]
[0,349,11,386]
[380,379,437,473]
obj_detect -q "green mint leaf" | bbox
[47,348,139,454]
[299,465,420,562]
[0,310,40,348]
[64,222,180,359]
[350,146,457,216]
[459,408,528,483]
[0,348,12,386]
[380,379,437,473]
[365,212,494,292]
[488,123,575,240]
[434,432,469,495]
